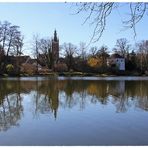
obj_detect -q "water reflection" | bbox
[0,78,148,131]
[0,80,23,131]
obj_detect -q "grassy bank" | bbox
[1,71,148,78]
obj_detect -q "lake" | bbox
[0,76,148,146]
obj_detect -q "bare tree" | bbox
[114,38,131,58]
[96,45,109,67]
[89,46,98,57]
[78,42,87,60]
[136,40,148,72]
[13,33,24,56]
[0,21,11,50]
[0,21,23,75]
[0,21,23,57]
[38,38,52,69]
[74,3,148,43]
[62,42,77,71]
[13,35,24,74]
[32,35,52,69]
[0,45,5,73]
[32,34,40,73]
[0,44,4,59]
[7,25,18,56]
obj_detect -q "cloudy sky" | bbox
[0,2,147,55]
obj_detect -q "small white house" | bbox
[107,54,125,71]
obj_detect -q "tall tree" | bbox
[78,42,87,60]
[127,50,137,71]
[0,21,23,58]
[0,45,5,73]
[38,38,52,69]
[136,40,148,72]
[0,21,23,75]
[62,43,77,71]
[87,45,109,73]
[32,34,40,73]
[0,21,10,50]
[96,45,109,67]
[114,38,131,59]
[32,35,52,69]
[13,35,24,74]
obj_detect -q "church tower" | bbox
[52,30,59,67]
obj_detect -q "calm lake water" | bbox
[0,76,148,146]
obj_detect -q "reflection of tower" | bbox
[52,98,59,119]
[48,80,59,119]
[52,30,59,68]
[51,95,59,119]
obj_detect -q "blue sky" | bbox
[0,2,147,55]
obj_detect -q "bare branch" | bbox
[74,2,148,44]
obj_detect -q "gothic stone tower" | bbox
[52,30,59,68]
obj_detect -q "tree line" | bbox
[0,20,148,76]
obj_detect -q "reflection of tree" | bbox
[87,81,108,104]
[32,79,59,119]
[112,95,129,113]
[47,80,59,119]
[0,78,148,124]
[134,81,148,111]
[0,79,23,131]
[108,81,128,112]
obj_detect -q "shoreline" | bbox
[0,71,148,78]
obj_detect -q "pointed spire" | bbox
[54,29,58,42]
[54,109,57,120]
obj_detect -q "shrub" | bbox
[54,63,68,72]
[21,63,36,75]
[6,64,14,74]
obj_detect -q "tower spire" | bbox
[54,29,58,42]
[51,29,59,69]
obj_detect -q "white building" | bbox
[107,54,125,71]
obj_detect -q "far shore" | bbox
[1,71,148,78]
